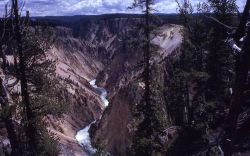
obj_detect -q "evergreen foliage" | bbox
[129,0,169,155]
[165,0,237,155]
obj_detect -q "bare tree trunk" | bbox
[0,47,7,71]
[144,0,151,112]
[185,82,191,125]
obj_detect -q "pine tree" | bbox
[129,0,168,155]
[12,1,39,154]
[205,0,237,120]
[165,1,211,155]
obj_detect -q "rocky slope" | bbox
[43,26,104,156]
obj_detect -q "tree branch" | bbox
[234,0,250,41]
[205,15,237,30]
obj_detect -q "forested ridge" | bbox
[0,0,250,156]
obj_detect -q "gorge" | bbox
[0,14,187,156]
[40,15,182,155]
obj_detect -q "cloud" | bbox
[153,0,179,13]
[0,0,246,16]
[236,0,246,11]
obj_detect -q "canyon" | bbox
[0,14,182,155]
[40,15,182,156]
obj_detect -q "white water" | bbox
[75,121,97,154]
[89,80,109,107]
[75,79,109,155]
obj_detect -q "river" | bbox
[75,79,109,155]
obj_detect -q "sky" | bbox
[0,0,246,16]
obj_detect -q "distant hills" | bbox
[33,13,180,26]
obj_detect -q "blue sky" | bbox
[0,0,246,16]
